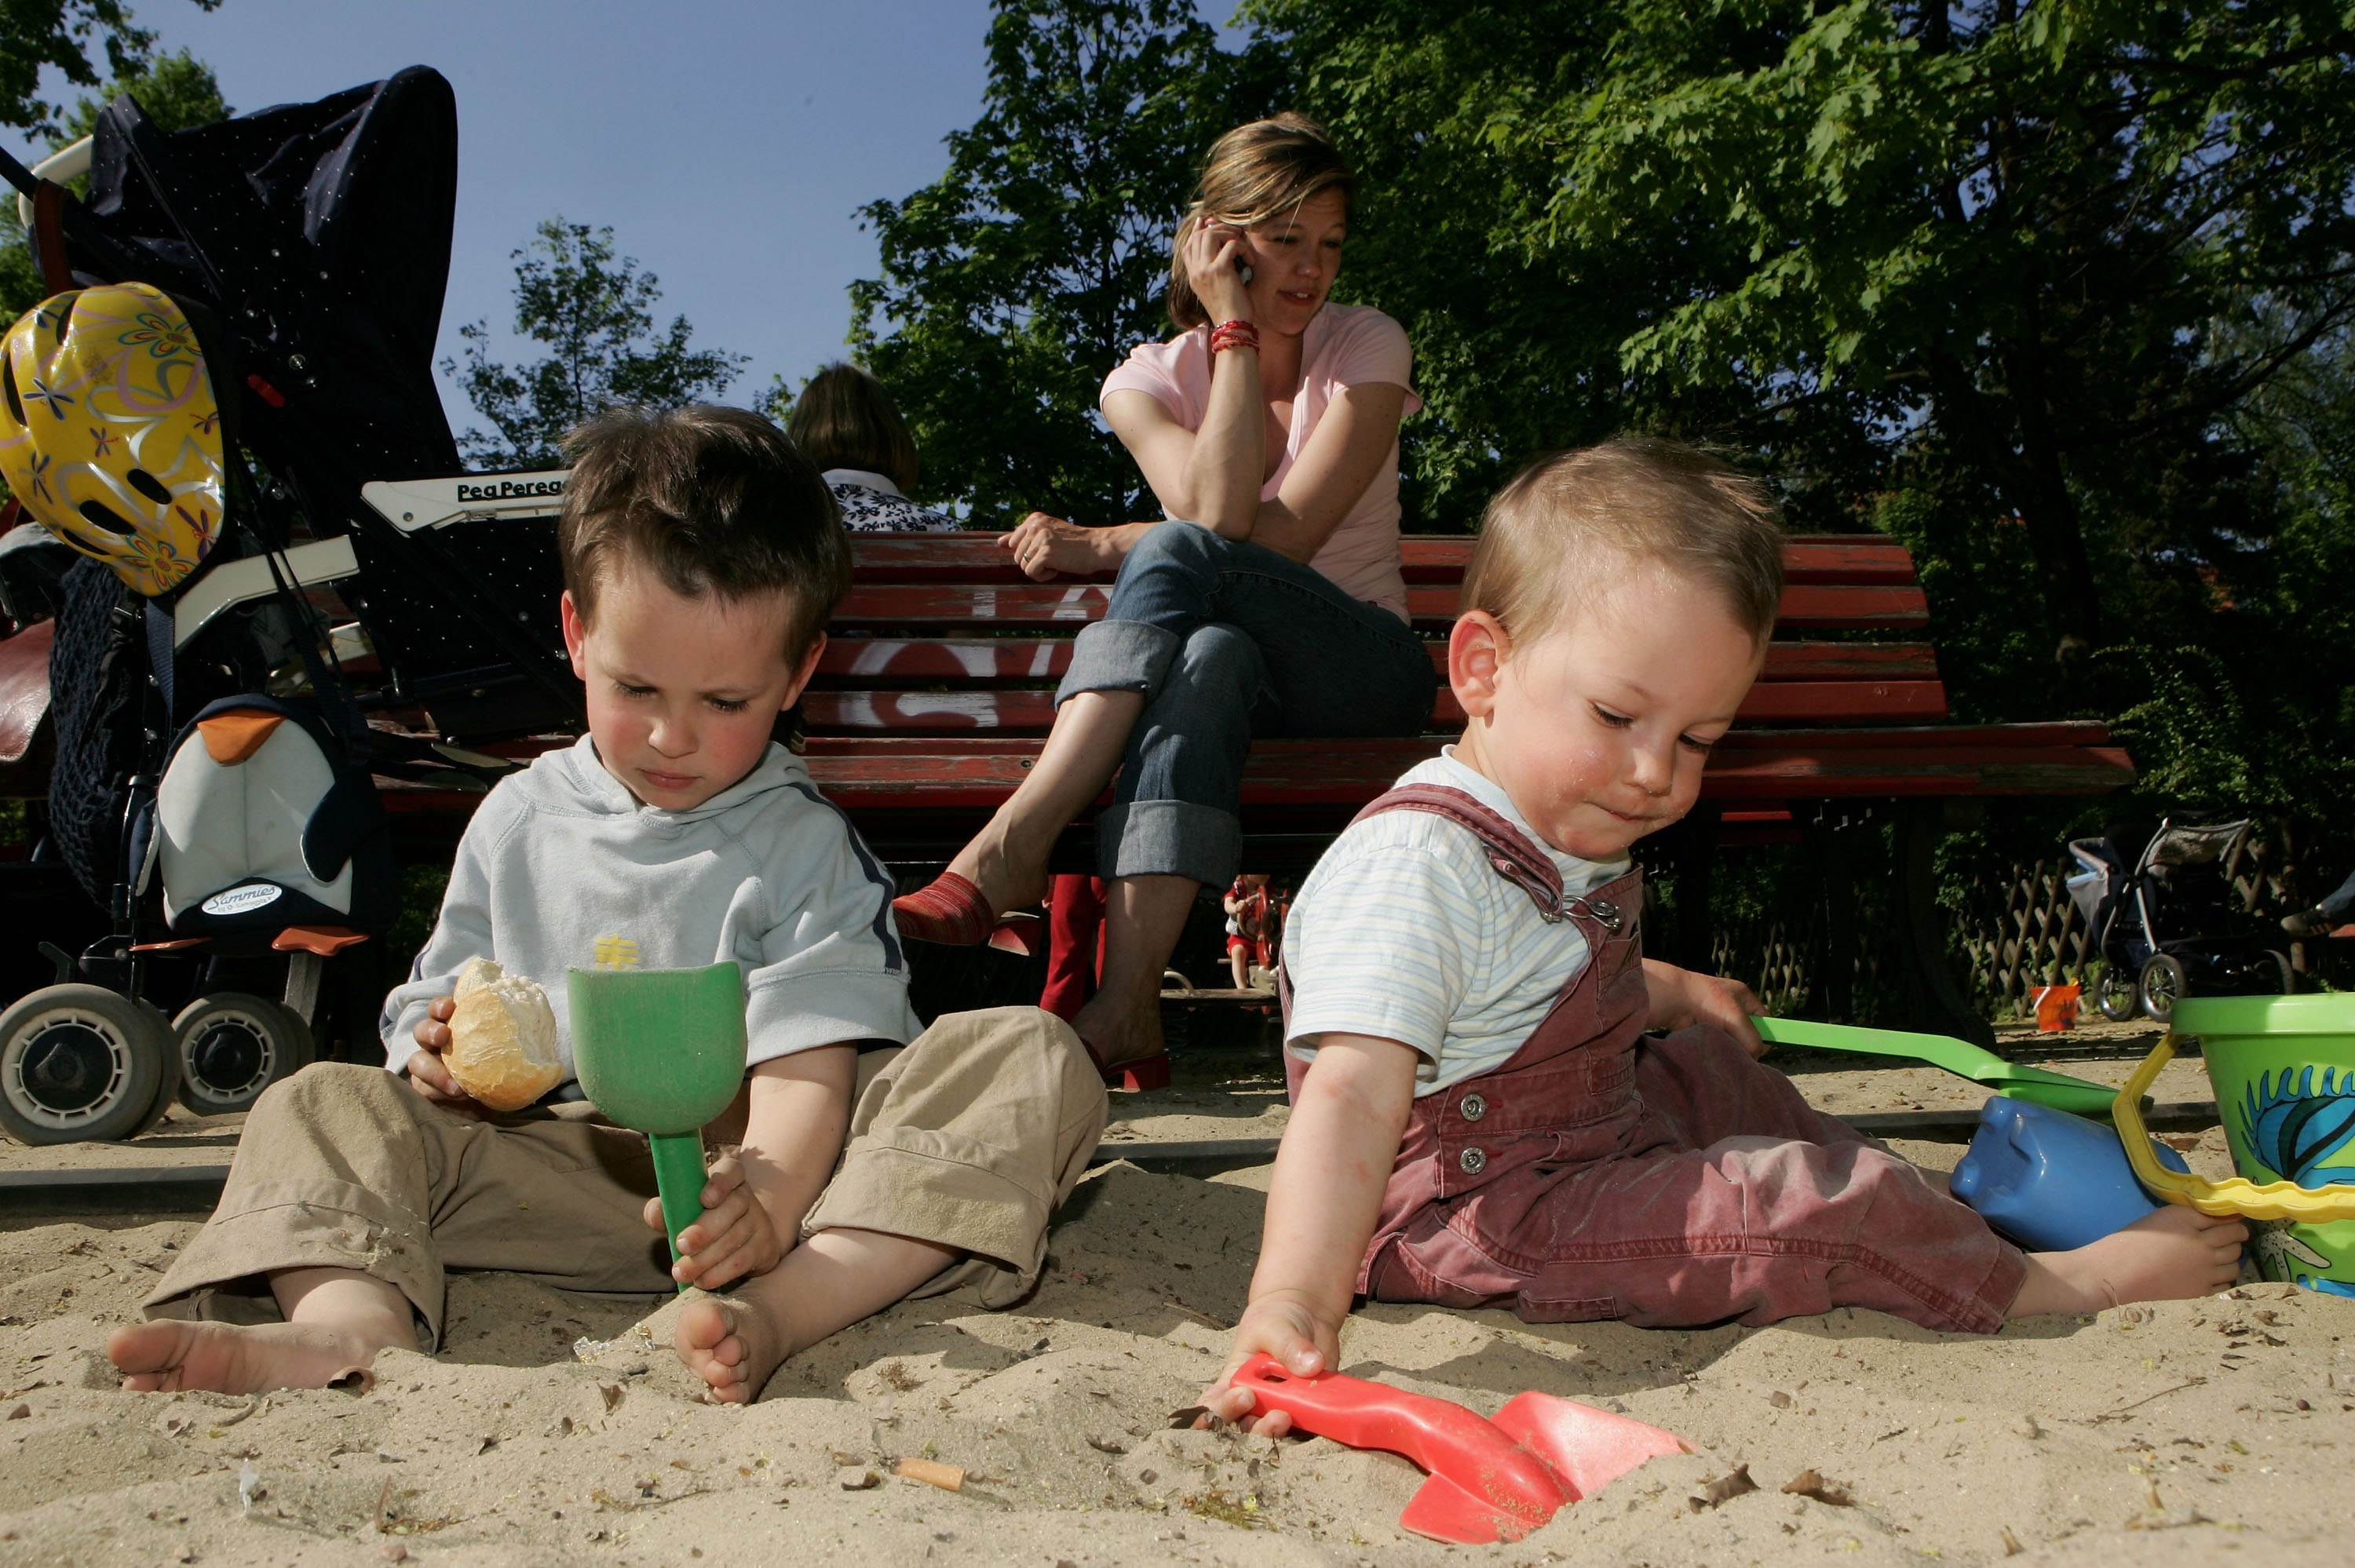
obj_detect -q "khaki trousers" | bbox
[144,1007,1106,1350]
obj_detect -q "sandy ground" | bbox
[3,1020,2350,1566]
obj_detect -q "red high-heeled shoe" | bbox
[892,872,1042,956]
[1080,1036,1172,1092]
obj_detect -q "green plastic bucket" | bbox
[2174,993,2355,1298]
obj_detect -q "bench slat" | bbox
[842,533,1919,586]
[799,677,1948,735]
[767,734,2134,810]
[831,581,1927,629]
[812,638,1942,684]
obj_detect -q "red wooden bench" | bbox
[774,532,2130,1043]
[6,528,2130,1044]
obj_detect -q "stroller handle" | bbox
[13,136,93,228]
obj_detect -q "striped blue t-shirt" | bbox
[1283,749,1629,1096]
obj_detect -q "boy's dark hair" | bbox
[1464,436,1786,647]
[786,363,921,493]
[558,403,851,660]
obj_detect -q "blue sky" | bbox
[8,0,1032,441]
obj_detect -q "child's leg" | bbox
[677,1007,1105,1402]
[114,1061,671,1394]
[1381,1135,2028,1333]
[1637,1023,1870,1147]
[1230,938,1250,989]
[110,1265,418,1394]
[2011,1204,2247,1316]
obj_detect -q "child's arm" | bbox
[1199,1032,1419,1435]
[658,1043,857,1290]
[1641,958,1767,1057]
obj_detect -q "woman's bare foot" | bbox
[105,1319,389,1395]
[942,820,1051,926]
[2010,1204,2249,1318]
[1072,980,1165,1071]
[674,1279,791,1406]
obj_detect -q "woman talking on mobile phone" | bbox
[894,112,1434,1087]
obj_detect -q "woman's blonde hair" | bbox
[1167,113,1357,331]
[1463,437,1787,647]
[786,362,920,492]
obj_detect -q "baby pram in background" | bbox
[0,67,587,1143]
[2066,819,2293,1026]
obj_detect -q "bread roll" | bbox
[445,957,561,1111]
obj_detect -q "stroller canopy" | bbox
[73,65,462,483]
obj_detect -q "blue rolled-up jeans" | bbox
[1054,521,1437,886]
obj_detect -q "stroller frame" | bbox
[0,67,594,1142]
[2068,818,2293,1026]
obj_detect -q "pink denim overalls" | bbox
[1286,786,2027,1335]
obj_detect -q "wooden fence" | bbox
[1704,820,2316,1022]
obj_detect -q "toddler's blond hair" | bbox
[1462,437,1785,647]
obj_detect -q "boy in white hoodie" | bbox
[108,405,1104,1403]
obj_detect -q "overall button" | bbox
[1459,1147,1487,1175]
[1459,1092,1487,1122]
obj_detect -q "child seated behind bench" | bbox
[1199,439,2247,1426]
[107,404,1104,1405]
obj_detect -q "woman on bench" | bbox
[893,112,1435,1086]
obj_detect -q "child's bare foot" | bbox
[2010,1204,2249,1318]
[674,1282,790,1406]
[105,1319,384,1395]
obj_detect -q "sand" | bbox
[3,1025,2350,1566]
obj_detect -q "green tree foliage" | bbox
[443,218,748,469]
[2,48,228,330]
[849,0,1282,526]
[0,0,216,138]
[1251,0,2355,687]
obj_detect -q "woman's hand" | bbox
[403,997,489,1115]
[1180,217,1255,326]
[648,1151,787,1289]
[998,512,1105,581]
[1641,957,1767,1057]
[1196,1289,1338,1437]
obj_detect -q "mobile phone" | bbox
[1236,257,1254,286]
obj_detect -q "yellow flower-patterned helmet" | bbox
[0,282,227,598]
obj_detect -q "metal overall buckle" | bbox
[1543,895,1623,933]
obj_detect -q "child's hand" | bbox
[1196,1290,1339,1437]
[647,1152,785,1290]
[1641,959,1768,1057]
[403,997,491,1113]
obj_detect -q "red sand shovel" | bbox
[1228,1354,1689,1544]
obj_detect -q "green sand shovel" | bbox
[1752,1016,2120,1117]
[568,963,747,1290]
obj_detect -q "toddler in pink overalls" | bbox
[1202,439,2248,1429]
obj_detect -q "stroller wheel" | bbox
[0,984,174,1145]
[2094,965,2141,1023]
[172,993,316,1116]
[2138,954,2188,1026]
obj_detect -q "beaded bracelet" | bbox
[1210,319,1260,356]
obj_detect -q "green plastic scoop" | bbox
[568,963,747,1289]
[1751,1016,2120,1116]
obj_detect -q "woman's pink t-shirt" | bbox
[1100,301,1419,621]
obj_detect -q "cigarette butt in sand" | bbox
[893,1457,965,1492]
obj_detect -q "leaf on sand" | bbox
[1782,1468,1855,1506]
[1689,1464,1758,1510]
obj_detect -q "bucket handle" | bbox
[2116,1034,2355,1222]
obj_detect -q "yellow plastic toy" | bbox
[0,282,227,597]
[2115,1032,2355,1223]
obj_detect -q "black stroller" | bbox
[0,67,586,1143]
[2066,819,2294,1025]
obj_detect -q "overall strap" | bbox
[1347,785,1565,919]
